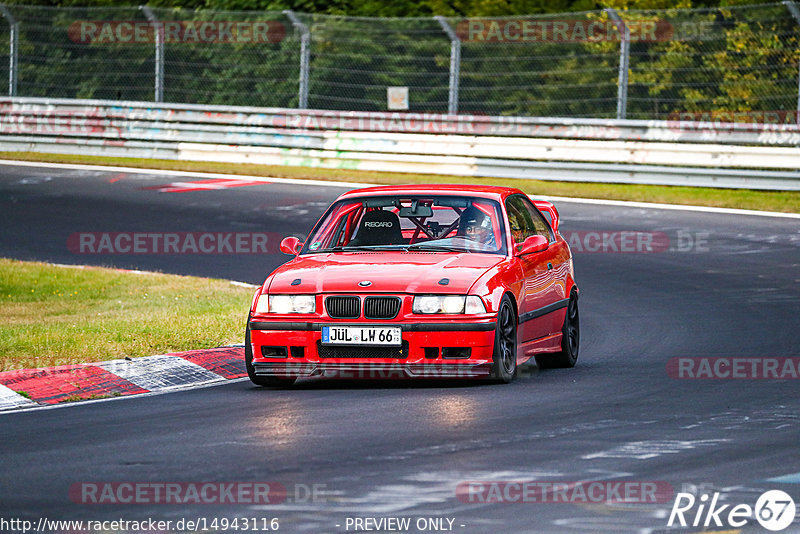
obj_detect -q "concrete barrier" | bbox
[1,97,798,190]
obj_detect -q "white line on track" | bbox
[0,159,366,188]
[1,159,798,219]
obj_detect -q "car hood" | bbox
[267,252,503,294]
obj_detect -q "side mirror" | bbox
[279,236,303,255]
[515,235,549,256]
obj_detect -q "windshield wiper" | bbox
[323,243,467,253]
[336,245,407,252]
[406,243,468,252]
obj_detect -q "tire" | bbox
[490,295,517,383]
[245,317,297,387]
[536,290,579,369]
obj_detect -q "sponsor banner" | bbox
[68,20,286,44]
[456,19,674,43]
[667,357,800,379]
[67,232,278,254]
[456,480,674,504]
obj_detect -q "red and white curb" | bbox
[0,346,246,412]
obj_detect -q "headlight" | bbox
[254,293,270,315]
[442,295,466,314]
[412,295,487,314]
[255,294,316,314]
[292,295,316,314]
[465,295,487,314]
[414,295,449,314]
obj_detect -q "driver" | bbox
[461,207,495,247]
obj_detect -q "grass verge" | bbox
[0,258,253,371]
[1,152,798,213]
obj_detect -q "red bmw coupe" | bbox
[246,184,579,386]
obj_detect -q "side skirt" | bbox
[520,332,563,359]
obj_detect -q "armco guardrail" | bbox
[1,97,799,190]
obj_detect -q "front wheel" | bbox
[490,295,517,383]
[536,290,579,369]
[245,318,296,387]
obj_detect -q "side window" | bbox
[331,206,363,247]
[506,198,531,246]
[505,196,554,245]
[524,199,555,242]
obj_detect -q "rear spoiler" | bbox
[532,200,560,233]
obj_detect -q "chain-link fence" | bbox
[0,2,798,120]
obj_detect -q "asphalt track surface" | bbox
[1,162,799,533]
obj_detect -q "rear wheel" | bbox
[536,290,579,369]
[245,318,296,387]
[490,295,517,383]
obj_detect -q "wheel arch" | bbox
[502,290,519,325]
[468,259,523,316]
[565,274,579,300]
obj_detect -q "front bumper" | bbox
[249,320,496,379]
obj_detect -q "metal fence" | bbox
[0,2,798,120]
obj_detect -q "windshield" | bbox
[301,195,507,255]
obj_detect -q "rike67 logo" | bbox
[668,489,796,531]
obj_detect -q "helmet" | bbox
[460,206,492,239]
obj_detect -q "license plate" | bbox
[321,325,401,346]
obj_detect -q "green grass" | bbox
[0,258,253,371]
[61,393,121,403]
[1,151,798,213]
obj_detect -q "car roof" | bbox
[337,184,523,201]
